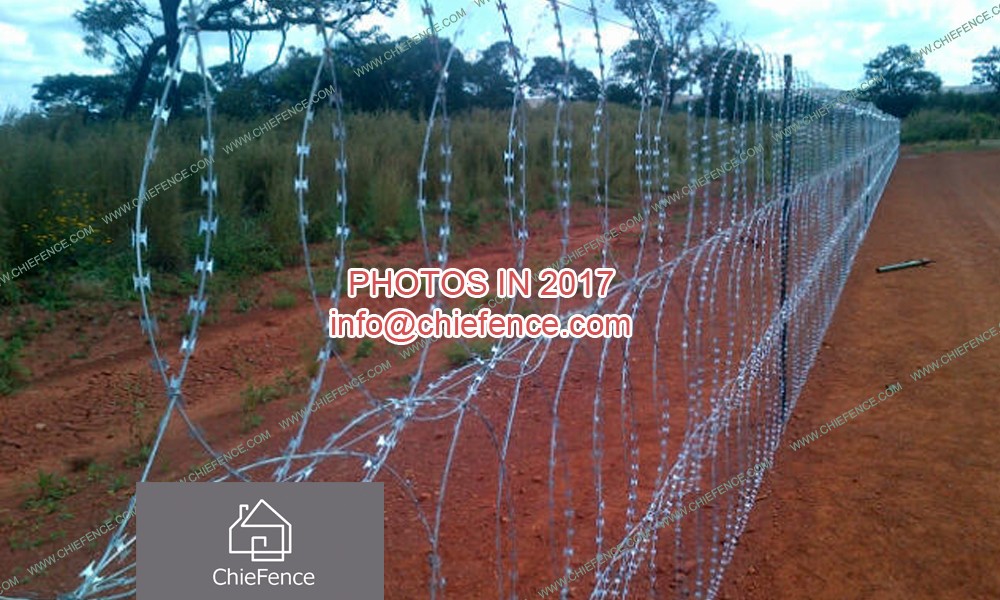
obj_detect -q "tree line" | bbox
[21,0,1000,125]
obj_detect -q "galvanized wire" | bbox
[21,2,901,599]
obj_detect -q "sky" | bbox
[0,0,997,113]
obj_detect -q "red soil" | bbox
[1,149,997,599]
[720,149,1000,600]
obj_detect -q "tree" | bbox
[862,45,942,118]
[327,36,472,115]
[213,49,329,119]
[693,46,762,118]
[525,57,599,101]
[32,74,130,117]
[606,82,640,105]
[388,38,473,115]
[465,42,515,109]
[973,46,1000,93]
[610,40,671,104]
[32,58,205,118]
[74,0,397,117]
[613,0,719,108]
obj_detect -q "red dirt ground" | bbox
[720,148,1000,600]
[0,202,681,596]
[1,148,998,599]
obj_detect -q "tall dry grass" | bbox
[0,103,691,302]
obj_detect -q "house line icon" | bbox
[228,499,292,562]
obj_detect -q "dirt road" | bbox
[720,149,1000,600]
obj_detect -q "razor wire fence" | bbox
[5,0,899,598]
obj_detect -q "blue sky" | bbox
[1,0,997,112]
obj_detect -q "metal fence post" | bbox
[779,54,793,425]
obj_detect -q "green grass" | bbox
[240,369,302,431]
[9,527,66,551]
[0,336,30,395]
[107,473,128,494]
[123,445,152,468]
[270,290,297,310]
[903,138,1000,155]
[86,462,111,483]
[235,288,260,313]
[444,343,472,367]
[23,471,76,514]
[353,339,375,360]
[241,383,280,432]
[443,340,494,367]
[901,109,1000,145]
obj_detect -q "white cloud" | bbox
[718,0,998,89]
[1,0,996,112]
[0,22,32,63]
[355,1,419,37]
[745,0,836,19]
[0,1,77,26]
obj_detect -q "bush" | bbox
[902,110,1000,144]
[270,289,297,310]
[0,337,30,395]
[354,339,375,360]
[24,470,75,513]
[444,342,472,367]
[443,340,493,367]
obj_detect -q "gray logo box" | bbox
[138,482,383,599]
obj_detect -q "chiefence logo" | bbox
[213,567,315,587]
[229,499,292,562]
[214,499,316,587]
[138,482,382,600]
